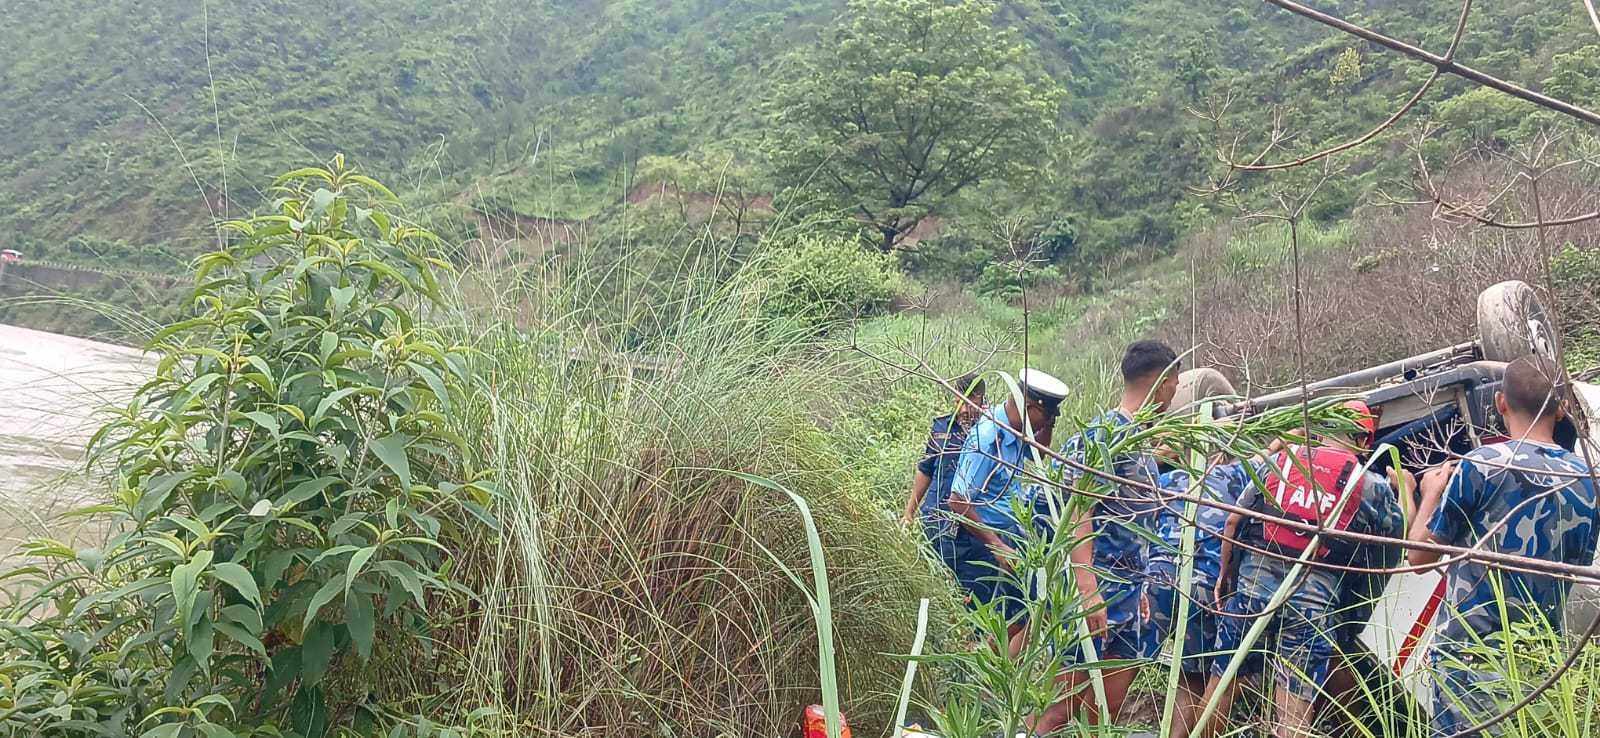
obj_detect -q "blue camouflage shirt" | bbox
[1427,440,1600,658]
[1147,461,1250,588]
[1058,410,1164,576]
[950,407,1030,536]
[917,413,972,539]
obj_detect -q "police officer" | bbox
[947,368,1068,629]
[902,372,987,576]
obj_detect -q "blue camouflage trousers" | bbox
[1430,656,1504,738]
[1145,569,1218,675]
[1213,553,1339,702]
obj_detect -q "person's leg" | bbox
[1272,573,1338,738]
[1199,563,1273,738]
[1431,665,1470,738]
[1274,683,1317,737]
[1431,662,1502,738]
[1100,665,1141,720]
[929,523,962,576]
[1036,665,1138,729]
[1193,675,1241,738]
[1094,577,1148,721]
[1170,579,1215,738]
[998,577,1027,640]
[1171,671,1207,738]
[948,533,992,607]
[1032,626,1144,731]
[1028,670,1084,736]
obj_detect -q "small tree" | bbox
[768,0,1064,252]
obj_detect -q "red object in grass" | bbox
[801,705,852,738]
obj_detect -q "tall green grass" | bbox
[428,227,963,736]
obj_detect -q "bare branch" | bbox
[1230,0,1474,172]
[1264,0,1600,127]
[1435,201,1600,230]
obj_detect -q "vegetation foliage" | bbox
[1,162,492,737]
[5,0,1600,735]
[767,0,1063,252]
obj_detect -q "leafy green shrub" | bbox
[975,261,1063,301]
[0,160,492,737]
[759,236,906,330]
[1551,244,1600,372]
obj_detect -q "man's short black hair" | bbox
[1503,355,1563,418]
[953,372,986,398]
[1121,339,1180,385]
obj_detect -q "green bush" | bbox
[0,160,492,737]
[759,236,906,330]
[1552,244,1600,372]
[975,261,1063,301]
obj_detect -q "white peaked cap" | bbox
[1018,367,1069,400]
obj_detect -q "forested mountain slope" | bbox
[3,0,1596,269]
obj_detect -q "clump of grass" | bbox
[431,229,963,736]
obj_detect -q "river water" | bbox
[0,323,153,554]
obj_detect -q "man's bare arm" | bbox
[1214,511,1243,605]
[1406,465,1453,567]
[947,494,1014,568]
[903,470,932,525]
[1069,505,1106,634]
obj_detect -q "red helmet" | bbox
[1343,399,1378,449]
[801,705,852,738]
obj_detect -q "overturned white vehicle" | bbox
[1178,280,1600,728]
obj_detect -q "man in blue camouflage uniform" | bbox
[1405,356,1600,738]
[1143,460,1250,738]
[1201,402,1402,738]
[902,373,986,579]
[1026,340,1180,733]
[947,369,1067,634]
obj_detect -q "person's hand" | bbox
[900,511,917,528]
[1139,591,1152,623]
[1388,467,1417,500]
[1080,593,1108,637]
[1213,577,1231,609]
[1420,462,1456,503]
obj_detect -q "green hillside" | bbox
[0,0,829,264]
[6,0,1598,275]
[5,4,1600,736]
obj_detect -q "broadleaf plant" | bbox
[0,158,493,737]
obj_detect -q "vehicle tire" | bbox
[1172,367,1236,416]
[1477,280,1562,364]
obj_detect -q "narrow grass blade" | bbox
[721,469,843,738]
[1158,464,1203,738]
[893,598,931,738]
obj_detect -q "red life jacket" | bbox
[1260,445,1365,558]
